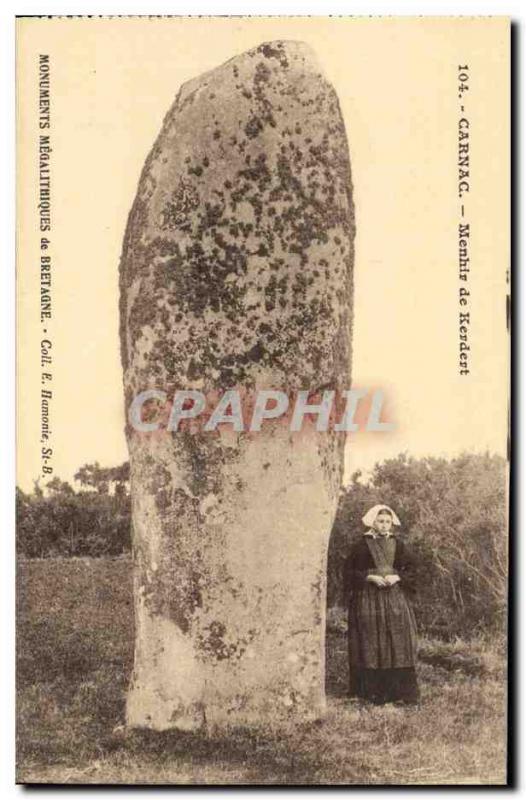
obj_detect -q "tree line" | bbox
[16,452,507,639]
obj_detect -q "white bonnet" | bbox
[362,504,401,527]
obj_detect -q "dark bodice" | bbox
[342,536,417,602]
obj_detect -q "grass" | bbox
[17,557,508,785]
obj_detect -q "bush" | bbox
[328,452,508,639]
[16,465,131,558]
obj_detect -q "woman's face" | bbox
[374,511,393,534]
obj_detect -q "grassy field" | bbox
[16,557,508,785]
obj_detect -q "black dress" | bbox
[342,534,420,705]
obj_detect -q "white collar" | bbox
[364,531,395,540]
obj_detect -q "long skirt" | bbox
[348,583,419,705]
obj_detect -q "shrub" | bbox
[328,452,508,639]
[16,468,131,558]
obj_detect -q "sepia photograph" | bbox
[15,14,510,785]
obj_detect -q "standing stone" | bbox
[120,40,354,730]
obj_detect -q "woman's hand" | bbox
[384,574,401,586]
[366,574,387,587]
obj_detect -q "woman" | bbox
[343,504,419,705]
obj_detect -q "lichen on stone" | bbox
[121,40,354,730]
